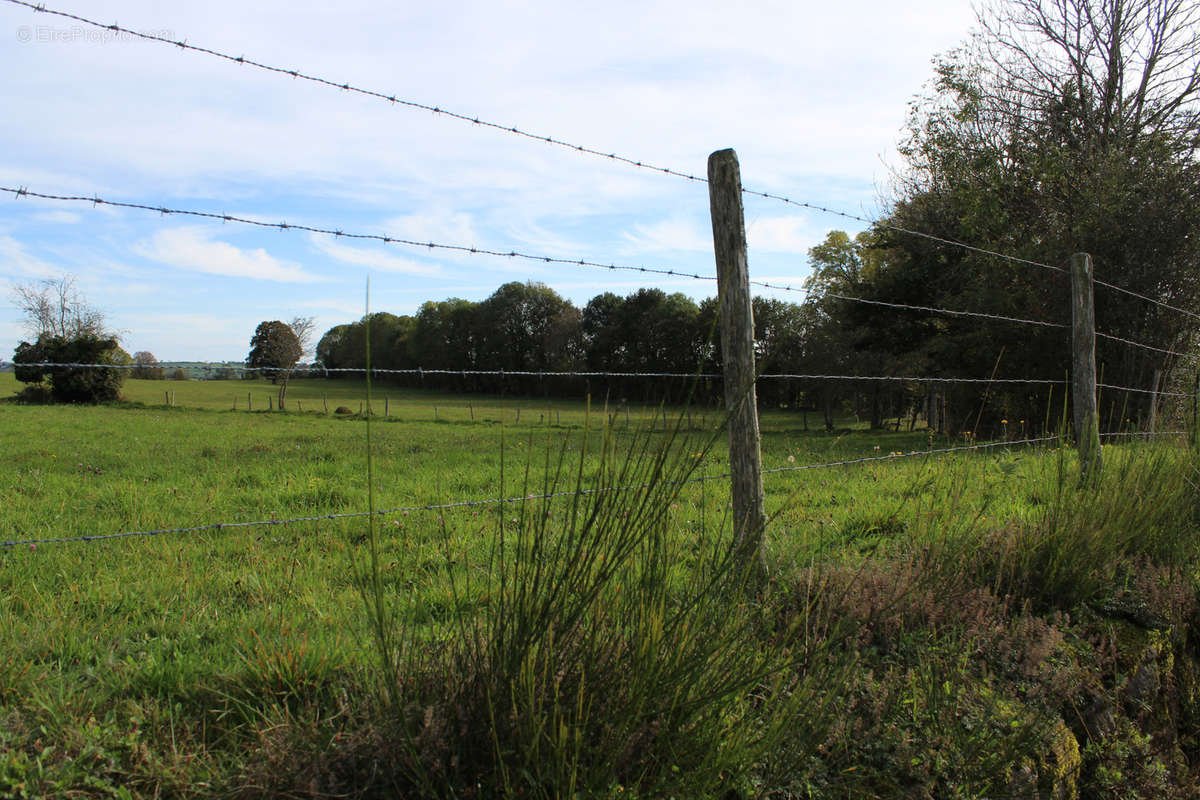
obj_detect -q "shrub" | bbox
[12,334,127,403]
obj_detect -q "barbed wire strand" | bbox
[3,0,1070,278]
[1095,330,1200,362]
[5,360,1072,388]
[747,283,1069,329]
[1093,277,1200,322]
[2,186,1070,332]
[1098,382,1190,398]
[3,437,1056,549]
[1099,431,1188,438]
[1,360,719,379]
[761,374,1064,385]
[760,436,1058,476]
[0,186,711,285]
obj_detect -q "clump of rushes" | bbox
[984,442,1200,611]
[358,405,846,798]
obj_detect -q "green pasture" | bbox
[2,370,1198,797]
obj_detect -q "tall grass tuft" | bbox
[986,441,1200,611]
[356,407,843,798]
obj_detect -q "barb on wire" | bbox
[0,186,715,285]
[1096,331,1200,362]
[4,0,1069,277]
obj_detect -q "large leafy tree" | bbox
[247,320,302,409]
[862,0,1200,432]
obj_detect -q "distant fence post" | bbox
[1071,252,1101,483]
[708,148,767,582]
[1192,372,1200,452]
[1147,369,1162,439]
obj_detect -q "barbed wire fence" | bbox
[0,0,1196,552]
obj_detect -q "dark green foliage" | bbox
[247,321,302,380]
[12,334,127,403]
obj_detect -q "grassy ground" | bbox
[2,372,1199,797]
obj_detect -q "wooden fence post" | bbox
[1192,372,1200,451]
[708,148,767,581]
[1147,369,1162,438]
[247,393,252,411]
[1071,252,1101,483]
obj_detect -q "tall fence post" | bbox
[1071,252,1101,483]
[708,148,767,581]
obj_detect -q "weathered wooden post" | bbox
[385,396,390,417]
[708,148,767,581]
[1147,369,1162,438]
[247,392,252,411]
[1071,252,1101,483]
[323,394,328,414]
[1192,373,1200,451]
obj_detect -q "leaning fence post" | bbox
[1071,252,1101,483]
[708,148,767,582]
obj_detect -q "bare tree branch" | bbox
[10,275,107,339]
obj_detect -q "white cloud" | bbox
[621,218,711,254]
[382,211,480,249]
[745,216,827,254]
[135,226,322,283]
[308,234,441,277]
[32,210,82,224]
[0,235,60,278]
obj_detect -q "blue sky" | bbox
[1,0,977,361]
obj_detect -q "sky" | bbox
[0,0,979,362]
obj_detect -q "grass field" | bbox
[3,371,1200,798]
